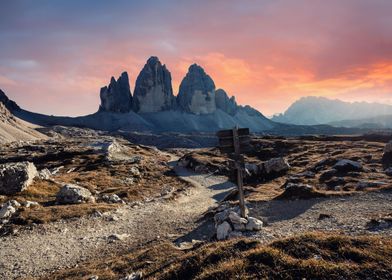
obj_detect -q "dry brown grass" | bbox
[157,233,392,280]
[13,203,117,225]
[36,233,392,280]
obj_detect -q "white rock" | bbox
[0,161,38,195]
[0,205,16,219]
[56,184,93,204]
[246,217,263,231]
[5,200,21,208]
[228,211,248,225]
[216,221,232,240]
[130,166,141,177]
[107,233,129,242]
[102,194,123,204]
[120,272,142,280]
[38,168,52,179]
[23,200,39,208]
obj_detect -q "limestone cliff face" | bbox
[177,64,216,115]
[133,57,175,113]
[99,72,132,113]
[215,89,238,116]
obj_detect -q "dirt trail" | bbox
[0,160,235,279]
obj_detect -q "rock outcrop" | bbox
[133,57,176,113]
[215,89,238,116]
[177,64,216,115]
[56,184,93,204]
[0,162,38,195]
[99,72,132,113]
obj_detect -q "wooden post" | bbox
[232,127,246,218]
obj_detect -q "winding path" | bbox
[0,162,235,279]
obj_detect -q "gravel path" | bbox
[249,190,392,242]
[0,164,235,279]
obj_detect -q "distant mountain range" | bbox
[1,57,390,139]
[272,96,392,128]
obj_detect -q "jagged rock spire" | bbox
[215,88,238,116]
[99,72,132,113]
[177,64,216,115]
[133,56,175,113]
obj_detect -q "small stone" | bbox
[246,217,263,231]
[22,200,39,208]
[130,166,141,177]
[216,221,232,240]
[0,205,16,219]
[318,213,332,220]
[228,211,248,225]
[120,272,142,280]
[38,168,51,180]
[107,233,129,242]
[102,194,123,204]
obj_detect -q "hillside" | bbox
[0,91,46,143]
[272,96,392,125]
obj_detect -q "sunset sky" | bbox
[1,0,392,116]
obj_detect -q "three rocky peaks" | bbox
[99,56,239,116]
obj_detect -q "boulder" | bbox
[0,204,16,219]
[0,162,38,195]
[56,184,93,204]
[177,64,216,115]
[105,141,143,163]
[216,221,232,240]
[382,141,392,169]
[99,72,132,113]
[133,56,176,112]
[333,159,363,172]
[262,157,290,178]
[277,183,324,200]
[246,217,263,231]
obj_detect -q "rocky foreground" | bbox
[0,129,391,279]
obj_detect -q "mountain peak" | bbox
[133,57,175,113]
[177,64,216,115]
[99,72,132,113]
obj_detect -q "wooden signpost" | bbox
[217,127,250,218]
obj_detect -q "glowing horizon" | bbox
[1,0,391,117]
